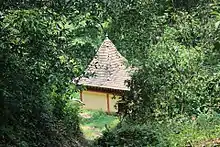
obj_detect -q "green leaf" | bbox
[215,21,220,30]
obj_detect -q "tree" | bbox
[0,1,103,146]
[103,0,220,121]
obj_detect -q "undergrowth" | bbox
[95,112,220,147]
[80,109,119,141]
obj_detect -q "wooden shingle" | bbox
[78,37,131,91]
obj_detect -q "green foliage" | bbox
[80,110,119,140]
[95,113,220,147]
[0,2,102,146]
[111,0,220,121]
[93,0,220,146]
[95,122,167,147]
[166,112,220,146]
[81,110,118,129]
[1,0,220,146]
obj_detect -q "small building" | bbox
[78,37,131,113]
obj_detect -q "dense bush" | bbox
[95,112,220,147]
[105,0,220,123]
[167,112,220,146]
[96,1,220,146]
[0,2,98,146]
[95,122,167,147]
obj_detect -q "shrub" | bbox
[95,112,220,147]
[95,121,168,147]
[166,112,220,147]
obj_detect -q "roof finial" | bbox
[105,33,109,39]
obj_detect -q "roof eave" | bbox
[80,83,130,91]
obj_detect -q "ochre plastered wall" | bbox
[82,91,107,111]
[81,91,119,112]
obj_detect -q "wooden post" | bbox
[106,93,110,113]
[80,91,83,101]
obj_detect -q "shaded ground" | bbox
[194,138,220,147]
[79,110,119,141]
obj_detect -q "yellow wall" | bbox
[82,91,119,112]
[82,91,107,111]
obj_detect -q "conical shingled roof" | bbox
[78,37,131,91]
